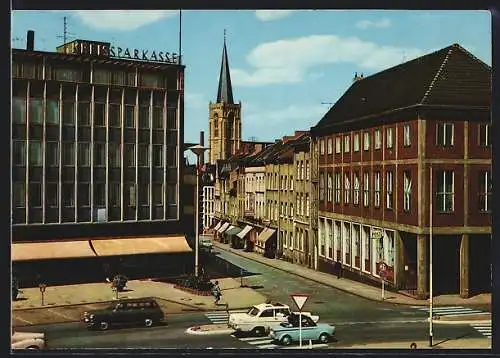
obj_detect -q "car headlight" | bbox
[89,314,95,319]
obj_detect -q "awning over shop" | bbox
[237,225,253,239]
[218,222,230,233]
[225,226,243,236]
[211,220,221,230]
[256,228,276,247]
[12,240,97,261]
[90,236,192,257]
[213,221,222,231]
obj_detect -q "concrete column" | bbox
[416,234,428,299]
[460,234,470,298]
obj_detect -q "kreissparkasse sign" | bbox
[60,40,181,65]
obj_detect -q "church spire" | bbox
[216,29,234,104]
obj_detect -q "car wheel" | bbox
[281,335,292,346]
[99,321,109,331]
[252,326,266,337]
[26,346,39,350]
[319,333,329,343]
[144,318,154,327]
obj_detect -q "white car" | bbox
[11,330,45,350]
[228,302,320,336]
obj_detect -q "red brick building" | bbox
[311,44,491,298]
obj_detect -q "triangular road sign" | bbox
[291,294,309,311]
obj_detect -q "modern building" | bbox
[11,31,192,284]
[311,43,491,298]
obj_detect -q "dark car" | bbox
[82,298,165,330]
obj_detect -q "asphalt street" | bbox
[213,249,429,322]
[17,314,481,349]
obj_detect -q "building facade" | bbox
[311,44,491,298]
[11,34,186,241]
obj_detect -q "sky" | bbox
[11,10,492,151]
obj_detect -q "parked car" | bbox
[228,302,320,336]
[269,313,335,346]
[11,330,45,350]
[82,297,165,330]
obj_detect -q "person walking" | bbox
[212,280,222,305]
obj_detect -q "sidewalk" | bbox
[340,338,490,349]
[213,242,491,308]
[12,277,267,327]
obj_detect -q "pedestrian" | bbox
[335,261,343,279]
[212,280,222,305]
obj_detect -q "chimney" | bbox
[199,131,205,165]
[26,30,34,51]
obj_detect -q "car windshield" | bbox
[247,307,260,316]
[280,322,293,328]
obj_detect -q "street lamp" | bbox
[429,165,434,347]
[189,144,207,278]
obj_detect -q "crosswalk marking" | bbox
[416,306,486,317]
[470,322,491,338]
[204,310,247,324]
[231,335,330,349]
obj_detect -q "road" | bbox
[213,249,428,322]
[17,313,481,349]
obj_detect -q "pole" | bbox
[299,311,302,348]
[195,154,200,277]
[382,278,385,300]
[429,166,433,347]
[41,292,44,306]
[178,9,182,65]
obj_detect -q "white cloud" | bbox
[254,10,295,22]
[76,10,178,31]
[243,103,327,140]
[355,18,392,29]
[232,34,427,87]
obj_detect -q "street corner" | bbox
[185,324,234,336]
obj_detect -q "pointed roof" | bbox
[216,31,234,104]
[312,43,491,135]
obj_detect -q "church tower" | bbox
[208,31,242,164]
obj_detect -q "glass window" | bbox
[153,144,163,167]
[93,69,111,84]
[46,99,59,124]
[29,140,42,166]
[335,136,341,153]
[126,144,136,166]
[112,71,126,85]
[14,182,26,207]
[78,143,90,166]
[138,144,150,167]
[94,183,106,206]
[353,172,360,205]
[386,171,393,209]
[153,183,163,205]
[29,98,43,124]
[13,141,26,166]
[46,142,59,166]
[374,171,381,207]
[94,143,106,166]
[166,147,177,167]
[140,73,161,88]
[403,124,411,147]
[327,173,333,202]
[78,102,90,126]
[167,185,177,204]
[62,101,75,125]
[363,132,370,151]
[436,123,454,147]
[403,171,412,212]
[78,183,91,206]
[436,170,454,213]
[109,182,120,206]
[319,172,325,202]
[334,171,341,204]
[386,127,393,149]
[125,105,136,128]
[138,183,150,205]
[353,133,360,152]
[12,97,27,124]
[327,138,333,154]
[363,172,369,207]
[60,142,74,166]
[55,68,82,82]
[109,103,121,127]
[62,183,75,206]
[29,183,42,207]
[94,102,106,126]
[46,183,58,207]
[478,124,490,147]
[139,106,150,129]
[374,129,381,149]
[109,143,121,167]
[478,170,492,212]
[344,135,350,153]
[320,139,325,155]
[344,172,351,204]
[153,107,163,129]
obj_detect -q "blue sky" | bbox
[12,10,491,148]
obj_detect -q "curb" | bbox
[433,319,491,325]
[215,245,485,308]
[185,326,234,336]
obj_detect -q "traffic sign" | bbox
[291,294,309,311]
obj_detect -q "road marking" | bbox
[333,319,425,325]
[470,322,491,338]
[282,343,328,349]
[13,315,34,325]
[239,336,264,341]
[246,338,274,345]
[47,309,77,320]
[416,306,486,317]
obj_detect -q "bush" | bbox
[179,274,213,292]
[112,274,128,292]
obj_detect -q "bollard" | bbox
[309,340,312,349]
[410,342,417,349]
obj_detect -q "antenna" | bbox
[57,16,76,46]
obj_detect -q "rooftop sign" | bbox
[57,40,180,65]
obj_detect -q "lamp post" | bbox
[429,165,434,347]
[189,144,207,278]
